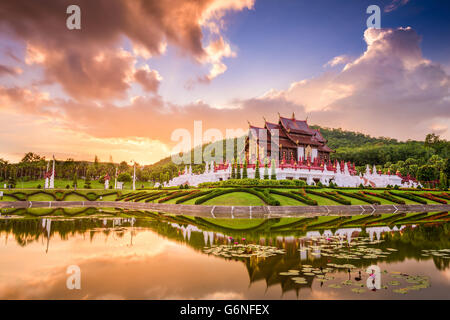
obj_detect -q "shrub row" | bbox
[131,192,164,202]
[158,191,193,203]
[198,178,307,188]
[305,190,351,205]
[362,191,405,204]
[145,192,171,203]
[176,190,213,204]
[413,193,447,204]
[388,191,427,204]
[436,193,450,200]
[270,189,317,206]
[336,191,380,205]
[121,192,149,202]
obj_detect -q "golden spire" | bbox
[292,112,295,120]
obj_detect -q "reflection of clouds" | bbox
[441,269,450,282]
[0,244,249,299]
[200,291,245,300]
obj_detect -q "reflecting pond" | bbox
[0,210,449,299]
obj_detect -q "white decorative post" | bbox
[44,161,49,189]
[132,162,136,191]
[104,174,110,190]
[114,167,118,189]
[49,155,55,189]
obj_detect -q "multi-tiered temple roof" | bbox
[246,113,334,162]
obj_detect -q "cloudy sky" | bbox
[0,0,449,164]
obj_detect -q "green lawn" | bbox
[0,185,447,206]
[203,192,265,206]
[270,193,306,206]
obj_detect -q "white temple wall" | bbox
[311,148,318,161]
[297,147,304,161]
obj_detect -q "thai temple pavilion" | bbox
[246,113,334,163]
[164,112,420,188]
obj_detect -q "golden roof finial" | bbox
[292,112,295,120]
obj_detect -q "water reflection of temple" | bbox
[0,216,449,295]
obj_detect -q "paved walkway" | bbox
[0,201,448,218]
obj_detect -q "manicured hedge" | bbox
[198,178,307,188]
[305,190,351,205]
[270,189,317,206]
[145,192,170,203]
[436,193,450,200]
[194,188,280,206]
[412,193,447,204]
[176,190,213,204]
[389,191,427,204]
[336,191,380,205]
[158,191,193,203]
[362,191,405,204]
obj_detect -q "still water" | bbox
[0,214,449,299]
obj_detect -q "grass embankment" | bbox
[1,187,448,207]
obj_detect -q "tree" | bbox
[254,158,260,179]
[242,159,248,179]
[72,172,78,188]
[118,172,132,183]
[84,174,91,189]
[236,159,241,179]
[119,161,129,172]
[264,159,269,179]
[270,159,277,180]
[417,165,436,182]
[439,171,448,190]
[231,159,236,179]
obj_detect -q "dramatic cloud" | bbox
[134,65,162,93]
[0,64,22,76]
[1,25,448,163]
[384,0,410,13]
[324,55,352,68]
[0,0,254,100]
[260,27,450,140]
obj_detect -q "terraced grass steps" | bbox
[389,191,427,204]
[270,190,317,206]
[175,190,213,204]
[362,191,406,204]
[305,190,351,205]
[336,191,381,205]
